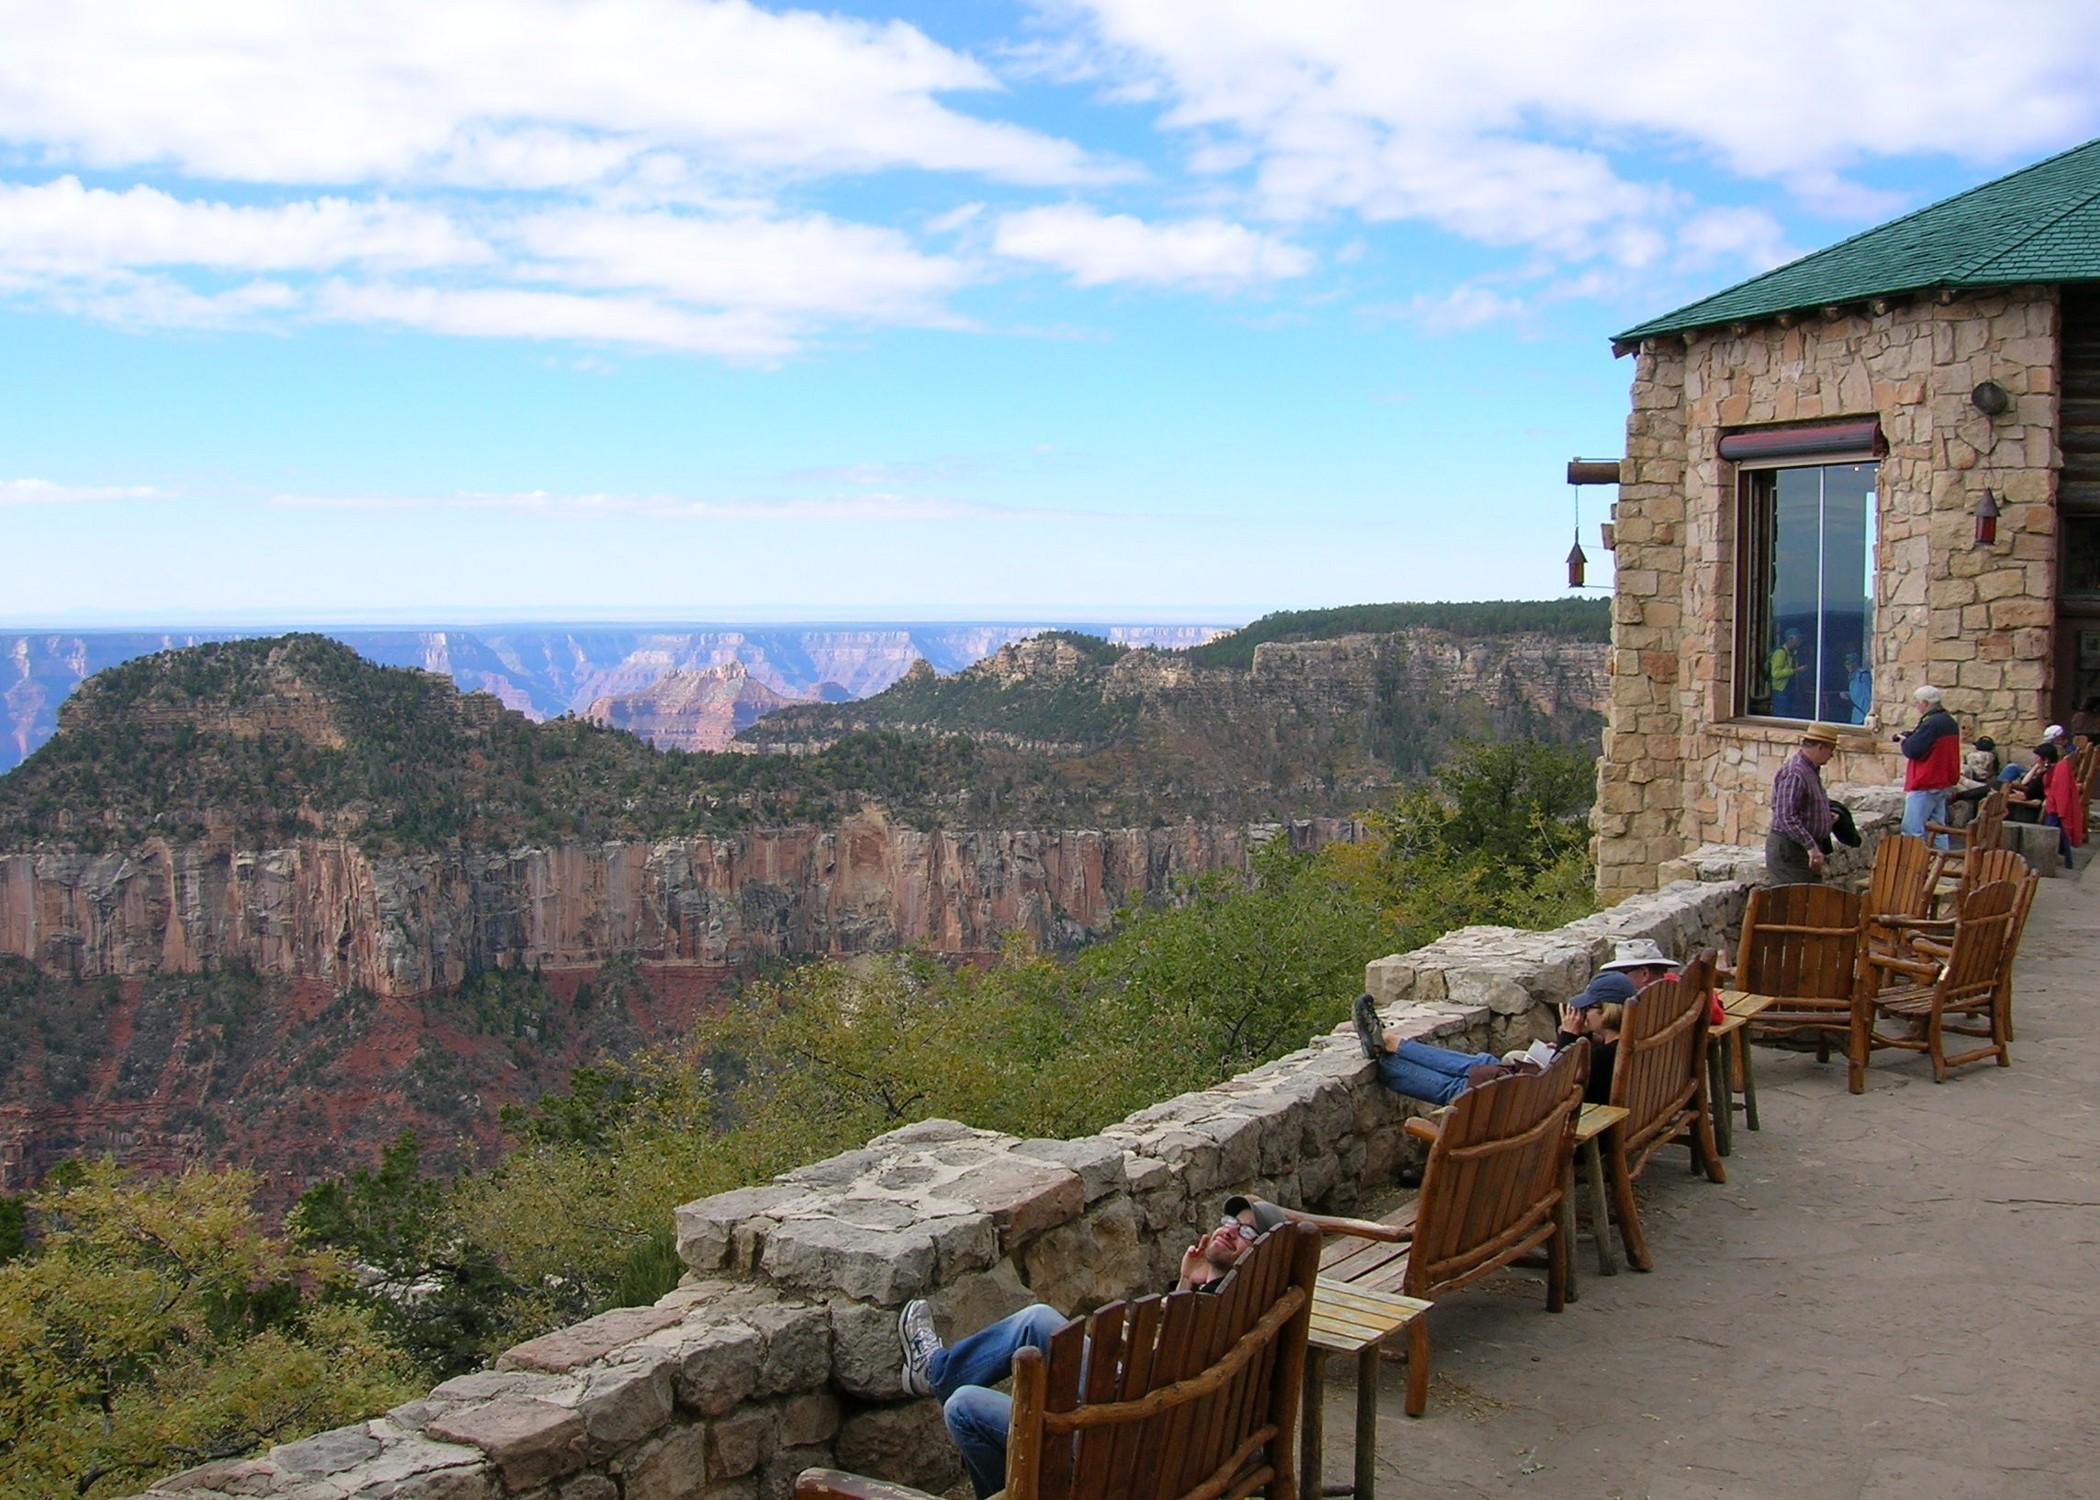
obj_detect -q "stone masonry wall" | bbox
[134,868,1778,1500]
[1596,287,2060,901]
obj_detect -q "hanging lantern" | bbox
[1566,536,1588,589]
[1974,489,2000,546]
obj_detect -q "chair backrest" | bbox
[1609,952,1717,1174]
[1968,789,2008,852]
[1861,834,1937,926]
[1006,1220,1319,1500]
[1958,846,2028,899]
[1735,884,1862,999]
[1937,879,2020,1010]
[2076,744,2099,800]
[1402,1041,1585,1301]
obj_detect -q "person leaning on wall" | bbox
[1766,724,1838,884]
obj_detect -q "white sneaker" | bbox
[898,1299,942,1397]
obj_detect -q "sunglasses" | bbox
[1216,1216,1257,1241]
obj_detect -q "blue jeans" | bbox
[932,1303,1067,1498]
[1903,789,1951,849]
[1375,1039,1500,1107]
[2044,813,2076,867]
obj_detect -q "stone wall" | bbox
[135,870,1771,1500]
[1596,287,2060,900]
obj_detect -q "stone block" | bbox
[676,1187,812,1274]
[500,1305,686,1375]
[558,1477,619,1500]
[708,1406,777,1479]
[780,1393,842,1448]
[567,1350,678,1456]
[647,1317,763,1417]
[835,1402,963,1494]
[758,1445,834,1500]
[759,1214,936,1305]
[1008,1136,1127,1203]
[426,1399,589,1492]
[622,1423,710,1500]
[1017,1196,1147,1313]
[746,1300,833,1396]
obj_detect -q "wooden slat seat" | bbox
[1288,1043,1585,1421]
[797,1222,1320,1500]
[1596,953,1723,1272]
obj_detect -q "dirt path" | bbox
[1319,869,2100,1500]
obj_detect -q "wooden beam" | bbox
[1567,460,1622,486]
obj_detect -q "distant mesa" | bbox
[583,663,806,753]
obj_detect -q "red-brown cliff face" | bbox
[0,815,1354,998]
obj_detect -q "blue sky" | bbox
[5,1,2100,626]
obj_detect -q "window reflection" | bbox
[1740,461,1877,722]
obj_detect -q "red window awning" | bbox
[1718,418,1885,462]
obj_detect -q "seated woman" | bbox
[1352,970,1632,1108]
[2039,741,2084,867]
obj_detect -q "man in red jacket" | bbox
[1897,684,1960,848]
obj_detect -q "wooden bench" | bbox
[798,1221,1320,1500]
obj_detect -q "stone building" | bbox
[1589,136,2100,900]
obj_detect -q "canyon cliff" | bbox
[583,662,825,752]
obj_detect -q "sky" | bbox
[6,1,2100,627]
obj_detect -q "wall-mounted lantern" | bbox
[1974,489,2000,546]
[1566,537,1588,589]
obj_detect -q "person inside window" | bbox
[1768,628,1804,718]
[1840,651,1872,725]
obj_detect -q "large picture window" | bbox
[1736,459,1878,723]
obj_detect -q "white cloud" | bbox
[0,478,169,505]
[1405,282,1526,335]
[0,0,1118,190]
[993,204,1311,289]
[310,281,802,361]
[1676,207,1793,273]
[270,488,1090,522]
[0,177,488,277]
[1056,2,2100,262]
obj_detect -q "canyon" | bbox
[1,622,1227,772]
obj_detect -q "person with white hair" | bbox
[1896,685,1960,847]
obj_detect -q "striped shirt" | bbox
[1771,750,1833,851]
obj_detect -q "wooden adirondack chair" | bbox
[1858,834,1939,966]
[797,1221,1320,1500]
[1862,877,2024,1083]
[1600,954,1723,1272]
[1282,1043,1585,1418]
[1736,884,1865,1085]
[1889,860,2039,1050]
[1924,789,2008,903]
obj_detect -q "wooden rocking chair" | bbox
[797,1221,1320,1500]
[1886,861,2039,1051]
[1281,1043,1585,1418]
[1600,954,1724,1272]
[1861,877,2024,1083]
[1858,834,1940,966]
[1735,884,1866,1089]
[1924,789,2008,905]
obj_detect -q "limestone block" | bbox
[759,1213,938,1306]
[500,1305,687,1375]
[269,1426,382,1477]
[780,1393,842,1448]
[707,1406,777,1480]
[745,1301,833,1397]
[834,1402,962,1494]
[558,1476,620,1500]
[622,1423,710,1500]
[676,1187,813,1275]
[566,1349,678,1456]
[645,1316,763,1417]
[759,1445,833,1500]
[938,1157,1083,1252]
[426,1399,589,1492]
[1018,1196,1147,1313]
[1008,1136,1127,1203]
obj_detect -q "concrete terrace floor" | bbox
[1319,867,2100,1500]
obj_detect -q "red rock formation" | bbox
[582,664,803,752]
[0,815,1356,998]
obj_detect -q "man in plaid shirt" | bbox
[1767,724,1839,884]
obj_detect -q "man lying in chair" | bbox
[895,1194,1286,1498]
[1351,940,1691,1115]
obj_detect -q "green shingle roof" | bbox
[1616,136,2100,344]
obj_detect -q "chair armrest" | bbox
[796,1470,949,1500]
[1865,950,1939,979]
[1403,1116,1443,1146]
[1872,914,1955,932]
[1906,937,1951,959]
[1281,1207,1412,1243]
[1923,821,1967,840]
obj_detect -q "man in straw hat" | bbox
[1768,724,1839,884]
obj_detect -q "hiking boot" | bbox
[898,1298,942,1398]
[1352,993,1384,1060]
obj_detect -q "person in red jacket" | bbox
[1897,685,1960,848]
[2040,742,2084,868]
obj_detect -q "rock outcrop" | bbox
[0,816,1357,998]
[583,664,809,753]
